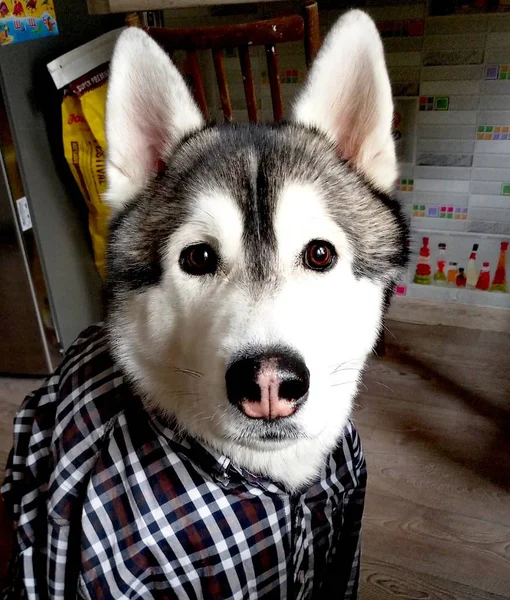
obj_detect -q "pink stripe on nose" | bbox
[241,364,296,419]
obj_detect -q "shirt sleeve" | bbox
[1,370,61,600]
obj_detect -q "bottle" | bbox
[490,241,508,293]
[456,267,467,287]
[476,262,491,291]
[447,262,458,285]
[466,243,479,288]
[414,237,431,285]
[434,242,447,284]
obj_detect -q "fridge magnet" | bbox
[0,0,58,46]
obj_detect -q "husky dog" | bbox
[105,10,408,493]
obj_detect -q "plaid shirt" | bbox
[2,325,366,600]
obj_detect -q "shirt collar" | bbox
[146,408,285,494]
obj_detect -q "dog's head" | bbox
[105,11,408,489]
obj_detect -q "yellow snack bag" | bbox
[48,29,122,278]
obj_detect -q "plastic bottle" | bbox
[434,243,447,284]
[476,262,491,291]
[447,262,458,285]
[456,267,467,288]
[466,243,479,288]
[414,237,431,285]
[490,241,508,293]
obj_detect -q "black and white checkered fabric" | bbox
[2,325,366,600]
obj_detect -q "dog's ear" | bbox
[105,28,204,210]
[292,10,396,192]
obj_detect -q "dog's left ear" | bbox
[105,28,204,211]
[292,10,396,192]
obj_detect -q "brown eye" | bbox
[180,244,218,276]
[303,240,337,272]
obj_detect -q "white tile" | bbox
[389,66,421,83]
[472,167,510,181]
[481,81,510,96]
[400,165,415,179]
[484,49,510,64]
[384,37,424,53]
[471,181,506,195]
[417,139,475,153]
[477,111,510,124]
[386,52,422,67]
[414,166,472,180]
[418,125,477,140]
[425,15,487,35]
[479,96,510,111]
[448,96,480,111]
[487,32,510,49]
[488,14,510,33]
[470,195,510,209]
[424,34,485,50]
[470,207,510,222]
[473,154,510,168]
[413,192,469,206]
[421,81,481,95]
[474,140,510,154]
[414,179,470,193]
[410,217,467,231]
[418,111,477,125]
[420,65,482,81]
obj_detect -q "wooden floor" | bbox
[0,320,509,598]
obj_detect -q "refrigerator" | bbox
[0,0,122,375]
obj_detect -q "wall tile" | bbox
[472,167,510,181]
[473,154,510,168]
[474,140,510,154]
[479,95,510,110]
[421,81,481,95]
[425,15,487,35]
[415,166,472,180]
[477,110,510,124]
[424,34,485,50]
[417,153,473,167]
[471,181,507,195]
[384,37,424,53]
[418,111,478,125]
[421,65,482,81]
[487,32,510,49]
[448,96,480,111]
[481,81,510,95]
[411,217,467,231]
[386,51,423,67]
[470,195,510,209]
[423,49,484,66]
[418,125,477,140]
[470,207,510,221]
[414,179,470,193]
[413,192,469,206]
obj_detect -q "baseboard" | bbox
[387,296,510,334]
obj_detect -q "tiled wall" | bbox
[163,3,510,310]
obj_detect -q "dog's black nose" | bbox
[226,350,309,419]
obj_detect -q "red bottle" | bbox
[456,267,467,288]
[476,262,491,291]
[414,237,431,285]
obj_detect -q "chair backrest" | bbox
[143,2,320,124]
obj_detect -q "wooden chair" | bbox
[131,2,320,124]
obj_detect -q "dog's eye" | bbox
[180,244,218,276]
[303,240,337,272]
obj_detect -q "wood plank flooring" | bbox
[356,320,510,599]
[0,320,509,598]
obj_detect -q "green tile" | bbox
[486,126,493,132]
[413,204,419,210]
[419,205,426,211]
[440,213,446,218]
[446,213,453,219]
[408,179,414,185]
[434,97,449,111]
[478,126,485,133]
[501,183,510,195]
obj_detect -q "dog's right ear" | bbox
[292,10,396,193]
[105,28,204,211]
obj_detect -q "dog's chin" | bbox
[221,417,306,450]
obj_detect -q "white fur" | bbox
[109,181,384,490]
[292,10,397,193]
[105,28,204,210]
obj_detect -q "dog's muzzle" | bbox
[225,350,310,420]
